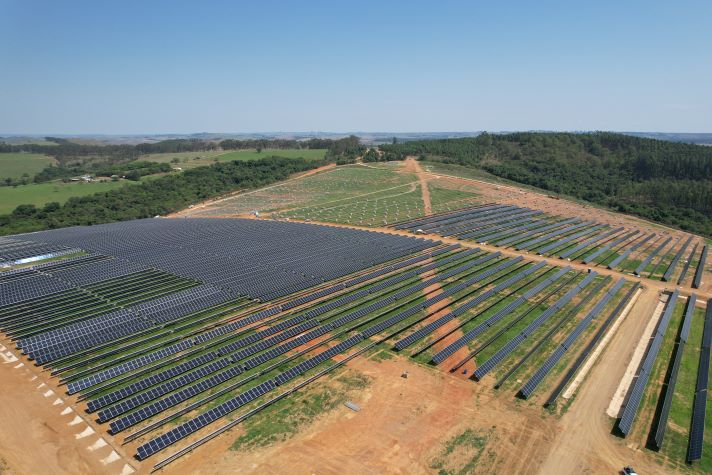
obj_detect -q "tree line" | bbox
[0,136,361,186]
[379,132,712,236]
[0,156,324,236]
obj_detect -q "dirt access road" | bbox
[0,339,135,475]
[402,158,432,215]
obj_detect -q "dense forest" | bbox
[0,157,323,236]
[380,132,712,236]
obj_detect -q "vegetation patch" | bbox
[230,369,370,451]
[430,427,494,475]
[0,152,54,181]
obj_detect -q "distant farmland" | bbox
[144,148,327,169]
[0,152,55,180]
[0,179,139,213]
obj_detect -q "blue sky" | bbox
[1,0,710,134]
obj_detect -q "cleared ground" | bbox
[0,157,710,475]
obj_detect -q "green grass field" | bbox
[0,179,140,214]
[0,152,55,180]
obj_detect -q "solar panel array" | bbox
[687,298,712,462]
[132,248,512,459]
[67,340,194,394]
[18,284,233,364]
[581,230,639,264]
[466,217,544,242]
[472,272,597,380]
[617,290,679,436]
[135,379,278,460]
[87,352,219,413]
[0,237,78,264]
[46,258,149,287]
[607,234,655,270]
[559,227,624,259]
[14,218,436,301]
[1,219,436,367]
[535,224,607,256]
[515,221,593,251]
[545,282,640,406]
[103,247,475,434]
[662,236,694,281]
[0,273,76,307]
[0,253,107,284]
[653,294,696,449]
[519,278,627,398]
[394,261,547,351]
[431,266,572,365]
[634,237,673,276]
[496,218,580,247]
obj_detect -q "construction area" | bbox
[0,158,710,475]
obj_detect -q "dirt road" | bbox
[403,158,432,215]
[538,286,665,474]
[0,340,134,475]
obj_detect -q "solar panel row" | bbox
[653,294,696,449]
[581,230,639,264]
[135,379,277,460]
[535,224,608,256]
[519,278,627,399]
[559,227,624,259]
[515,221,594,252]
[394,261,546,351]
[607,233,655,270]
[687,298,712,461]
[692,245,708,289]
[431,266,572,365]
[662,236,694,282]
[677,243,699,285]
[67,340,194,394]
[634,237,673,276]
[617,290,680,435]
[472,272,598,380]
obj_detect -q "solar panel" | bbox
[431,266,571,365]
[135,379,277,460]
[617,290,679,435]
[472,272,597,380]
[519,278,626,398]
[692,245,708,289]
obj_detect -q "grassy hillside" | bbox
[143,148,327,169]
[0,179,144,214]
[0,152,55,180]
[380,132,712,236]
